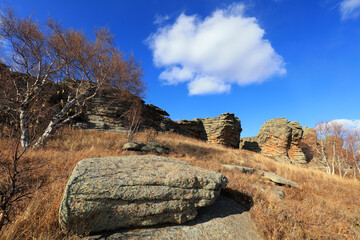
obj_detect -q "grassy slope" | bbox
[1,128,359,240]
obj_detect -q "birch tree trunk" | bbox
[33,99,77,148]
[19,108,30,150]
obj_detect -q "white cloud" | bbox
[159,66,194,84]
[154,14,170,25]
[147,3,286,95]
[340,0,360,20]
[188,76,231,95]
[329,119,360,131]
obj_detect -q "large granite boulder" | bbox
[59,155,228,235]
[256,118,292,158]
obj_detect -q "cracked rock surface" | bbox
[59,155,228,235]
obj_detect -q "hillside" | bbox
[1,128,359,239]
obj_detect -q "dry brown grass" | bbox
[1,128,359,239]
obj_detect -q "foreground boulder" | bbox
[86,196,262,240]
[59,155,228,235]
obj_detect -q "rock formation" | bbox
[256,118,292,158]
[241,118,307,164]
[201,113,242,148]
[162,113,242,149]
[175,119,207,141]
[72,88,241,148]
[59,155,228,235]
[287,121,307,164]
[76,88,170,132]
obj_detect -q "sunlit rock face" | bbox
[200,113,242,149]
[241,118,307,164]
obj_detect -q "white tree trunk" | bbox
[33,99,76,148]
[19,108,29,149]
[33,120,57,148]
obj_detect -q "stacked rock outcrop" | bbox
[76,88,170,131]
[59,155,228,235]
[241,118,307,164]
[201,113,242,148]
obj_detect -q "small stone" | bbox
[258,170,301,188]
[122,142,145,151]
[222,164,255,173]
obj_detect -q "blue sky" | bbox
[2,0,360,137]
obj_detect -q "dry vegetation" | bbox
[1,128,360,240]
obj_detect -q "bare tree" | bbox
[0,7,145,149]
[315,121,333,174]
[315,121,352,177]
[0,116,43,231]
[123,99,143,142]
[345,129,360,178]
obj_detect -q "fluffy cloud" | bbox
[340,0,360,20]
[329,119,360,131]
[147,3,286,95]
